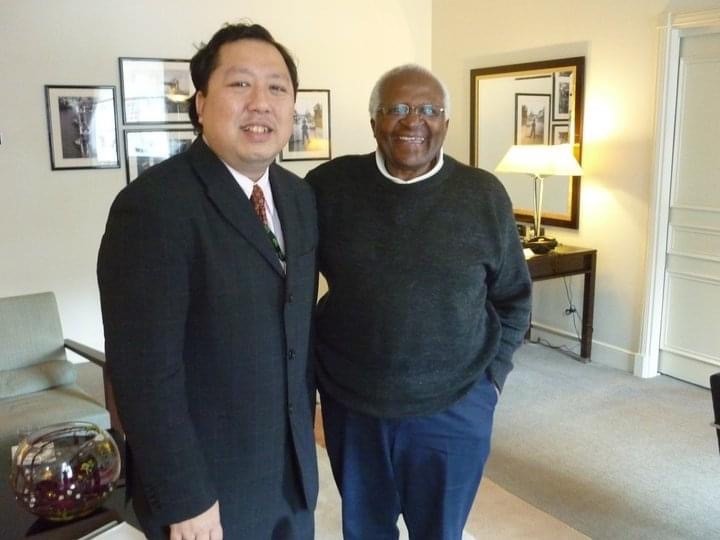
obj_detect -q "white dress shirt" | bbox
[222,163,286,267]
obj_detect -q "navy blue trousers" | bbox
[320,374,498,540]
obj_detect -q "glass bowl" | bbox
[9,421,121,521]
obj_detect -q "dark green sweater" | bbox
[307,153,531,418]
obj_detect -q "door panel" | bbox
[659,32,720,387]
[662,274,720,361]
[670,226,720,259]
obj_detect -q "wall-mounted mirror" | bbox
[470,57,585,229]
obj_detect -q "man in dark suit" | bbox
[98,23,318,540]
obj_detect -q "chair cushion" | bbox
[0,360,77,399]
[0,384,111,478]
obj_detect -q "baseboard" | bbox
[529,324,635,372]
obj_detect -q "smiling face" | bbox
[371,71,449,181]
[195,39,295,180]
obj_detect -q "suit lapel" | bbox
[189,138,285,276]
[269,164,300,268]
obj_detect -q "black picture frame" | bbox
[280,89,331,161]
[514,93,550,145]
[44,85,120,170]
[552,123,570,144]
[124,129,196,183]
[119,57,194,124]
[552,71,572,121]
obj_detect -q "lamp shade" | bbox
[495,144,582,177]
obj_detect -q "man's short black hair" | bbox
[187,22,299,132]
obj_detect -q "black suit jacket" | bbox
[98,138,318,538]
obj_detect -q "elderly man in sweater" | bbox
[306,64,532,540]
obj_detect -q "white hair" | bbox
[368,64,451,120]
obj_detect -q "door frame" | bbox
[637,8,720,378]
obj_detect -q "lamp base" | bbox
[524,236,558,254]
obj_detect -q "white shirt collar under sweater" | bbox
[374,149,444,184]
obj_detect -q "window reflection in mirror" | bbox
[470,57,585,229]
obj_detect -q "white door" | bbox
[658,30,720,387]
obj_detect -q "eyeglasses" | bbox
[376,103,445,119]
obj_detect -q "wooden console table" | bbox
[526,245,597,359]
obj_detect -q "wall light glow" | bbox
[580,181,616,232]
[583,95,619,143]
[581,181,613,208]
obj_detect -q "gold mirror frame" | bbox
[470,57,585,229]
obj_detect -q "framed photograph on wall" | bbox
[44,85,119,170]
[119,57,194,124]
[552,124,570,144]
[124,129,195,183]
[514,93,550,145]
[552,71,572,121]
[280,89,331,161]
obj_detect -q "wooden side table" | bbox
[526,245,597,359]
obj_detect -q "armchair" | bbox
[0,291,121,479]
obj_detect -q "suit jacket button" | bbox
[288,349,296,360]
[288,293,294,303]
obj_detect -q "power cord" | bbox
[562,276,582,342]
[528,276,587,362]
[527,336,585,361]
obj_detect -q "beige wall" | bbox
[0,0,431,353]
[4,0,719,370]
[433,0,720,370]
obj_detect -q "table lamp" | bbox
[166,92,191,113]
[495,144,582,253]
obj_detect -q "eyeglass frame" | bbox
[375,103,446,119]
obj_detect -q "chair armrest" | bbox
[64,339,105,368]
[64,339,125,445]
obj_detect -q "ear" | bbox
[441,118,450,137]
[195,91,206,125]
[370,118,377,137]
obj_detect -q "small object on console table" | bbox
[524,236,558,254]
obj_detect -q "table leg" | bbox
[580,253,597,359]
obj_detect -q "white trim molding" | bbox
[658,8,720,29]
[531,323,635,372]
[671,204,720,214]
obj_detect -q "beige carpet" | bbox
[76,365,588,538]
